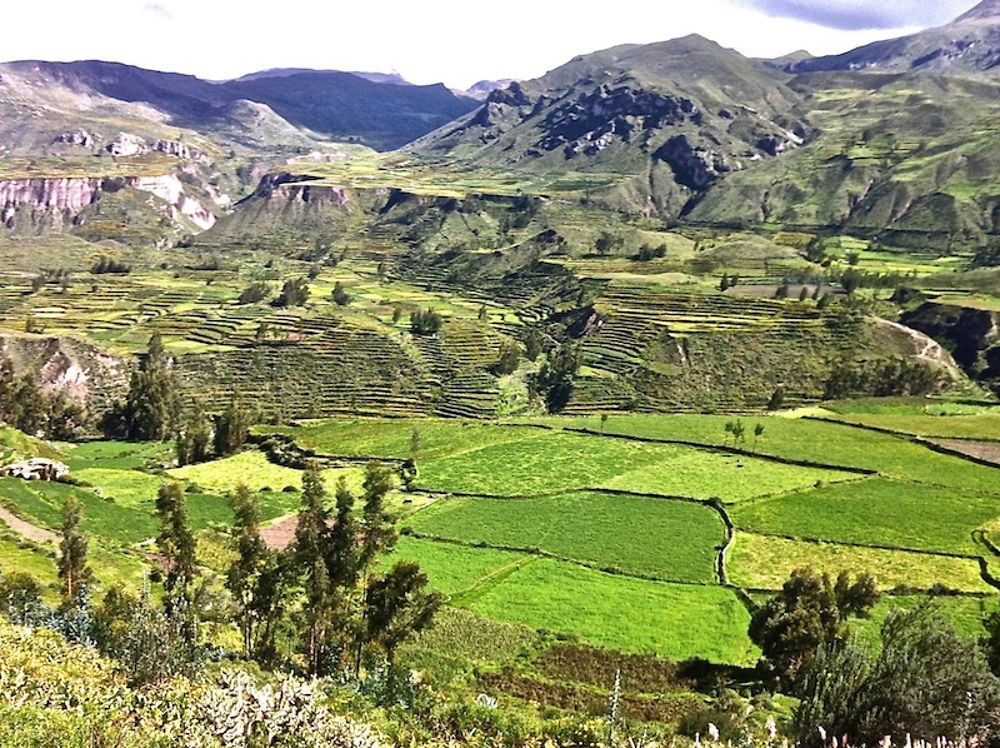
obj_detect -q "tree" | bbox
[794,605,1000,745]
[775,283,790,299]
[364,561,443,665]
[478,305,488,322]
[155,482,198,638]
[753,423,765,451]
[57,496,91,606]
[175,407,212,466]
[534,341,580,413]
[750,568,879,687]
[410,308,443,336]
[120,334,180,441]
[92,584,201,686]
[409,428,421,461]
[798,286,810,302]
[719,274,730,292]
[359,462,397,571]
[227,484,268,658]
[524,329,544,362]
[214,398,251,456]
[494,340,521,376]
[331,281,351,306]
[767,387,785,412]
[0,571,43,626]
[273,277,310,308]
[237,282,270,305]
[294,463,333,675]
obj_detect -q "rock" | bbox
[53,130,97,148]
[105,132,148,156]
[653,134,730,191]
[4,458,69,481]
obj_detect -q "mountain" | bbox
[787,0,1000,77]
[413,35,808,216]
[465,79,515,100]
[234,68,412,86]
[2,60,476,150]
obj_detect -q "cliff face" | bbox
[902,302,1000,394]
[0,174,216,234]
[0,334,130,416]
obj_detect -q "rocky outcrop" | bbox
[0,334,129,416]
[0,174,215,232]
[4,458,69,481]
[653,135,731,191]
[902,302,1000,393]
[105,132,207,162]
[53,130,98,148]
[538,85,701,158]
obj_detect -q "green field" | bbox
[466,558,758,665]
[417,429,854,500]
[731,477,1000,555]
[528,415,1000,494]
[406,491,724,582]
[728,532,992,593]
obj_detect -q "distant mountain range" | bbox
[1,60,476,150]
[1,0,1000,248]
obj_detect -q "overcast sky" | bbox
[2,0,981,89]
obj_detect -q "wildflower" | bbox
[765,716,777,741]
[819,726,828,744]
[709,723,720,742]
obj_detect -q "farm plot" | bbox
[529,415,1000,494]
[466,558,758,665]
[730,478,1000,556]
[405,491,724,583]
[386,536,530,597]
[417,430,855,500]
[728,532,993,593]
[260,418,537,460]
[826,412,1000,440]
[851,594,997,650]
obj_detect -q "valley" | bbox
[1,2,1000,745]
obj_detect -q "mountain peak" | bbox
[955,0,1000,22]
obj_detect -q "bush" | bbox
[237,282,271,305]
[410,308,443,336]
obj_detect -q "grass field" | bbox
[826,413,1000,440]
[387,536,530,597]
[406,491,724,583]
[466,558,758,665]
[728,532,993,593]
[730,477,1000,555]
[417,429,853,500]
[528,415,1000,494]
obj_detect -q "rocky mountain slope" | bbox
[787,0,1000,77]
[413,35,809,217]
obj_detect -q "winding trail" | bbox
[0,505,56,544]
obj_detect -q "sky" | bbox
[2,0,982,89]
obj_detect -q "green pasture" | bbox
[731,477,1000,556]
[466,558,758,665]
[416,429,853,500]
[728,532,993,594]
[405,491,724,583]
[526,414,1000,494]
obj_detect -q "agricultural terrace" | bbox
[1,407,998,721]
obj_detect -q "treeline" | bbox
[825,356,945,399]
[0,360,85,439]
[0,460,440,690]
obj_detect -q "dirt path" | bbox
[0,505,57,544]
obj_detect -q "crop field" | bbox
[728,532,993,593]
[0,407,998,724]
[730,478,999,555]
[405,491,724,582]
[466,559,758,665]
